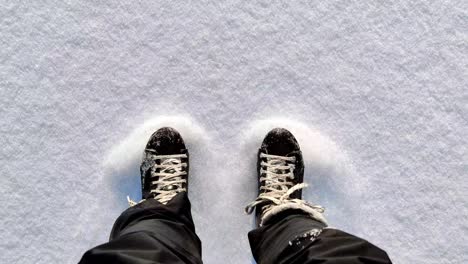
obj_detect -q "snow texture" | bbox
[0,1,467,263]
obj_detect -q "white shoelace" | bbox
[245,153,324,219]
[128,153,188,206]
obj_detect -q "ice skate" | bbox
[245,128,326,226]
[128,127,189,205]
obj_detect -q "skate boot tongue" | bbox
[159,166,182,192]
[152,155,187,204]
[264,157,293,193]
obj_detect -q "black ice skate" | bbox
[245,128,326,226]
[128,127,189,206]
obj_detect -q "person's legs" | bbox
[79,128,202,264]
[245,128,392,264]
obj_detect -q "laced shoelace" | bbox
[245,153,324,218]
[128,153,188,206]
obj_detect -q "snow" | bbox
[1,1,467,263]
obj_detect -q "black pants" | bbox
[79,193,392,263]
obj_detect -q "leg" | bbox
[245,128,392,264]
[80,193,202,264]
[248,210,391,264]
[80,127,202,264]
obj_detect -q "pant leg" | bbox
[248,210,392,264]
[79,192,202,264]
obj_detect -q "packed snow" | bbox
[1,1,467,263]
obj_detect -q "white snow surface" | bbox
[1,1,467,263]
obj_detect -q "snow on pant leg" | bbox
[79,192,202,264]
[248,210,392,264]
